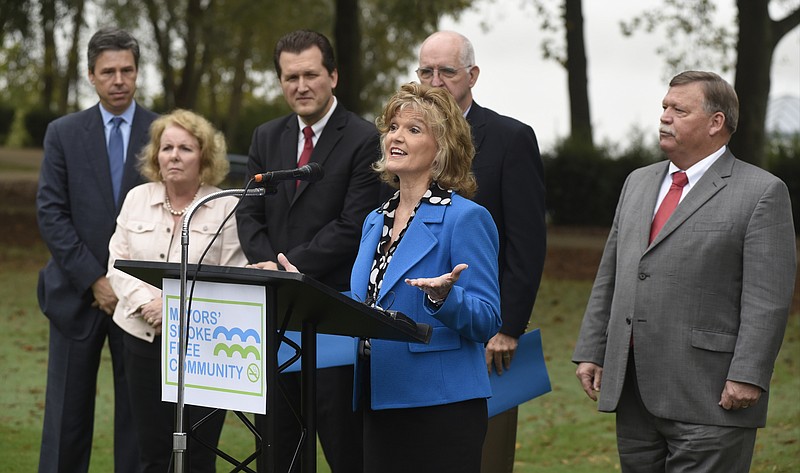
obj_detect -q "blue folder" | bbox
[486,328,552,417]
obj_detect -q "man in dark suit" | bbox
[573,71,796,472]
[236,30,380,472]
[417,31,547,473]
[36,27,158,473]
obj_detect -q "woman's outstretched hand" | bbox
[405,263,468,303]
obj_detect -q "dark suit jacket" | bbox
[466,101,546,338]
[37,103,158,340]
[236,103,380,291]
[573,150,796,428]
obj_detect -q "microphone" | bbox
[253,162,324,183]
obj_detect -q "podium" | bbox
[115,260,432,473]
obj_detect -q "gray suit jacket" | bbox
[573,149,796,428]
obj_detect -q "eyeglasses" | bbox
[415,65,472,80]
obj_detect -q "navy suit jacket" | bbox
[37,103,158,340]
[236,103,381,292]
[351,193,501,410]
[467,102,546,338]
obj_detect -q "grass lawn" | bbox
[1,238,798,472]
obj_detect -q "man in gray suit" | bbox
[573,71,796,472]
[37,28,157,472]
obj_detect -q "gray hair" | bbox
[670,70,739,134]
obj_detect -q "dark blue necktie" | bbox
[108,116,125,205]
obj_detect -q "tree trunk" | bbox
[59,0,85,115]
[175,0,206,109]
[730,0,772,166]
[730,1,800,166]
[564,0,593,148]
[334,0,362,115]
[224,25,252,149]
[40,0,57,111]
[144,0,176,109]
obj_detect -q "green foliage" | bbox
[544,136,662,226]
[87,0,476,154]
[544,130,800,233]
[0,103,15,144]
[0,36,41,109]
[23,108,60,147]
[619,0,736,78]
[223,99,292,156]
[0,0,32,42]
[544,142,612,225]
[356,0,475,115]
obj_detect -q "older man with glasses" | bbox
[417,30,547,473]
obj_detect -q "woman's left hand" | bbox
[405,263,468,303]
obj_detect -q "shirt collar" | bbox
[667,145,726,185]
[378,181,453,214]
[296,96,338,139]
[99,101,136,126]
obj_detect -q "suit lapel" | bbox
[377,204,444,307]
[292,106,347,204]
[466,101,488,156]
[351,215,382,302]
[280,118,300,204]
[121,107,149,200]
[83,106,118,216]
[648,152,732,247]
[640,162,669,251]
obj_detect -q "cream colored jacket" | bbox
[107,182,248,342]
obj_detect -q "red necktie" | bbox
[297,126,314,187]
[649,171,688,243]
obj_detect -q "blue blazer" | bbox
[351,193,501,410]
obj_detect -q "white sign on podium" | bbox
[161,279,267,414]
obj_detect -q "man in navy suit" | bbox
[417,30,547,473]
[36,27,158,473]
[236,30,380,472]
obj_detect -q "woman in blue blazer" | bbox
[283,83,501,472]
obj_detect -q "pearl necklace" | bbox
[164,188,201,216]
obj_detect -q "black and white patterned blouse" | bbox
[366,182,453,308]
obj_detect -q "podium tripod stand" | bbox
[116,260,432,473]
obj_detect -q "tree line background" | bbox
[0,0,797,228]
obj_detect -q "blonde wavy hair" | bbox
[373,82,477,198]
[138,109,229,186]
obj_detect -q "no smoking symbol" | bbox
[247,363,260,383]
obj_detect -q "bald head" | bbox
[417,31,480,112]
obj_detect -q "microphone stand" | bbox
[173,187,266,473]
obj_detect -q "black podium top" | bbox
[115,260,431,344]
